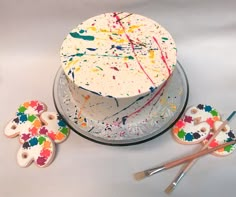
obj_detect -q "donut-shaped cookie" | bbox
[172,104,220,144]
[4,113,42,143]
[17,135,55,167]
[17,100,47,115]
[203,121,236,156]
[39,112,70,143]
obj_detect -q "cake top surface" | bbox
[60,12,177,98]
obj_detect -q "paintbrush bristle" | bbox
[133,171,147,181]
[164,183,175,194]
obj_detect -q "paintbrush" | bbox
[133,138,235,181]
[164,111,236,194]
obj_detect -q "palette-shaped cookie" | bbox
[17,135,55,167]
[172,104,220,144]
[203,121,236,156]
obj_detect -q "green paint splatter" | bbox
[224,145,233,153]
[177,129,186,139]
[79,29,85,34]
[96,66,103,71]
[70,32,95,41]
[210,110,218,116]
[162,37,168,40]
[38,136,46,145]
[18,106,26,113]
[28,115,36,122]
[173,47,177,51]
[75,53,85,57]
[127,56,134,60]
[60,127,69,135]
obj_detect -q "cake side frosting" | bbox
[60,12,176,98]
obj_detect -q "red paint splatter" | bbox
[165,52,168,59]
[36,156,47,166]
[175,120,185,128]
[40,149,51,157]
[39,126,48,135]
[48,131,56,140]
[21,133,31,141]
[125,62,129,68]
[113,76,116,80]
[36,104,44,113]
[209,139,219,148]
[29,127,37,135]
[113,13,155,85]
[153,36,171,75]
[118,79,168,125]
[138,89,141,93]
[206,118,214,128]
[110,67,119,71]
[30,100,38,107]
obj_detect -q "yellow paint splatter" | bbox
[128,25,142,33]
[88,26,97,31]
[149,50,155,64]
[100,29,110,33]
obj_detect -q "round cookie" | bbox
[17,100,47,115]
[172,104,220,144]
[203,121,236,156]
[4,113,42,143]
[17,135,55,167]
[39,112,70,143]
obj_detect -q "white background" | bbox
[0,0,236,196]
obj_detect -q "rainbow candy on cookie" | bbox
[172,104,221,144]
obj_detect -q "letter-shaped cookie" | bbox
[172,104,220,144]
[17,135,55,167]
[4,113,42,143]
[39,112,70,143]
[203,121,236,156]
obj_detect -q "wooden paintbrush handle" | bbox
[165,140,235,169]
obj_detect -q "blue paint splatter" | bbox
[185,133,193,141]
[19,114,27,123]
[149,87,155,93]
[87,48,97,51]
[204,105,212,112]
[29,137,38,146]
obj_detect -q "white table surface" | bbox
[1,0,236,196]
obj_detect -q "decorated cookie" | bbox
[172,104,220,144]
[17,135,55,167]
[203,121,236,156]
[17,100,47,115]
[39,112,70,143]
[4,113,42,143]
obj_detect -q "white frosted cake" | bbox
[60,12,177,126]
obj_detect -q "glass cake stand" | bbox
[53,61,189,146]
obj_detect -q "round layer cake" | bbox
[60,12,177,125]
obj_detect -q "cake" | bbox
[60,12,177,129]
